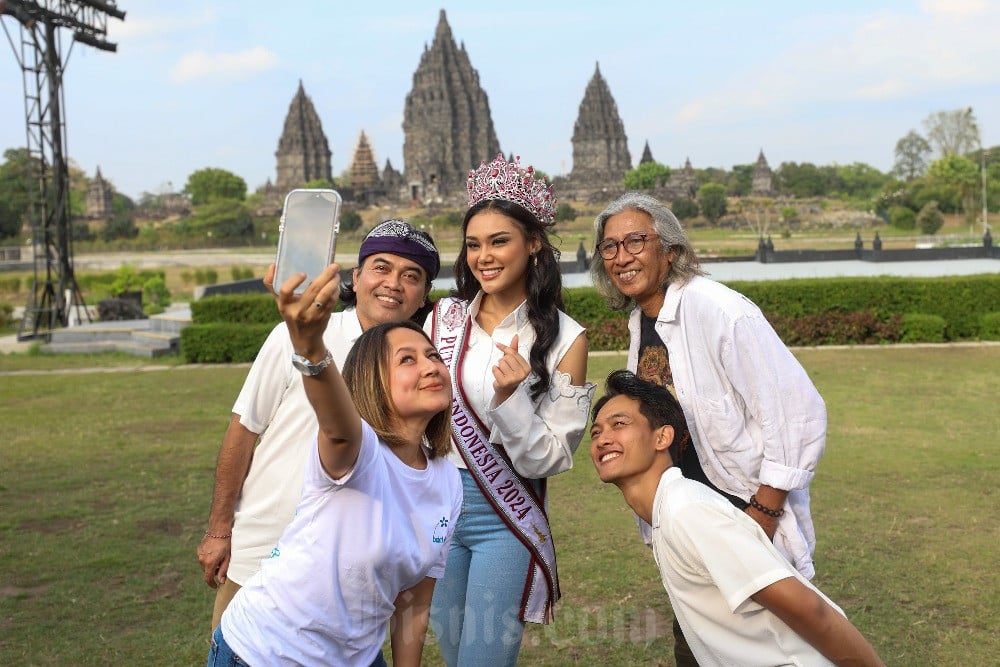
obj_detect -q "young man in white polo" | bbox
[590,370,886,667]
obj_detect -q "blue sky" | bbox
[2,0,998,200]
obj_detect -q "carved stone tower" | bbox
[402,9,501,202]
[349,131,380,191]
[664,157,697,200]
[639,141,654,165]
[570,63,631,186]
[86,166,113,219]
[751,149,774,196]
[275,81,333,193]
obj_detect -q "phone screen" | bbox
[273,189,342,294]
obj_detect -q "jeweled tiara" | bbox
[466,153,558,227]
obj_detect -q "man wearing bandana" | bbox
[197,219,441,630]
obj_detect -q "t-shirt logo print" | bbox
[432,517,449,543]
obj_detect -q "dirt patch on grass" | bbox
[143,570,184,601]
[0,583,50,599]
[18,517,85,534]
[136,518,183,536]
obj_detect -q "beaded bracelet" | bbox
[748,495,785,518]
[204,530,233,539]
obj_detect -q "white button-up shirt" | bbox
[628,275,826,577]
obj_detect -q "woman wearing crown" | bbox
[426,154,596,666]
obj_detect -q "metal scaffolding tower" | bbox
[1,0,126,340]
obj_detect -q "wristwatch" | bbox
[291,349,334,376]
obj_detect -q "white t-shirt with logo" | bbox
[221,421,462,666]
[228,309,362,585]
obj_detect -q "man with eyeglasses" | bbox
[590,192,827,667]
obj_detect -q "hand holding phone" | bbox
[273,189,342,295]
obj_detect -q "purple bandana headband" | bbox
[359,219,441,280]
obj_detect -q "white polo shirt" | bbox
[652,467,842,666]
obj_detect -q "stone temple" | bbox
[751,149,774,196]
[567,63,632,195]
[264,12,771,209]
[86,166,113,219]
[274,81,333,193]
[401,9,501,203]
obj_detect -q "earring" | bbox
[533,253,539,267]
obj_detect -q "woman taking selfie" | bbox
[207,263,462,667]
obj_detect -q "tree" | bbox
[697,183,728,224]
[735,196,777,238]
[727,164,754,196]
[0,148,33,239]
[670,197,699,220]
[555,202,578,222]
[923,108,980,158]
[775,162,826,198]
[893,130,932,181]
[916,201,944,235]
[184,167,247,205]
[833,162,889,200]
[623,162,671,190]
[340,209,363,232]
[102,213,139,241]
[927,154,979,220]
[303,178,334,190]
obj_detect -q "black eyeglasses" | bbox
[596,233,650,260]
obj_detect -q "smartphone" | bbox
[273,189,342,295]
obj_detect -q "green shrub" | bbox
[889,205,916,230]
[0,301,14,328]
[180,323,275,363]
[582,318,630,351]
[191,294,278,325]
[901,313,947,343]
[229,265,255,281]
[194,268,219,285]
[917,201,944,235]
[0,276,22,293]
[142,276,171,315]
[979,312,1000,340]
[729,275,999,340]
[77,268,165,301]
[766,311,903,346]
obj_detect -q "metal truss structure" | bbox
[1,0,125,340]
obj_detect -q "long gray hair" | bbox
[589,192,704,311]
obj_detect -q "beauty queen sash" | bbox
[432,297,559,624]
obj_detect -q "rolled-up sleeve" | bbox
[724,312,827,491]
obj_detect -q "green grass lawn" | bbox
[1,346,997,664]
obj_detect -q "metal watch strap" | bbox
[292,349,333,376]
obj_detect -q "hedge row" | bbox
[180,274,1000,361]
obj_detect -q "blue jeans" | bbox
[207,626,388,667]
[430,469,532,667]
[207,626,249,667]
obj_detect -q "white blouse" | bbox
[437,292,595,479]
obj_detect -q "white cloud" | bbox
[664,5,1000,126]
[108,11,214,41]
[919,0,988,18]
[169,47,278,84]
